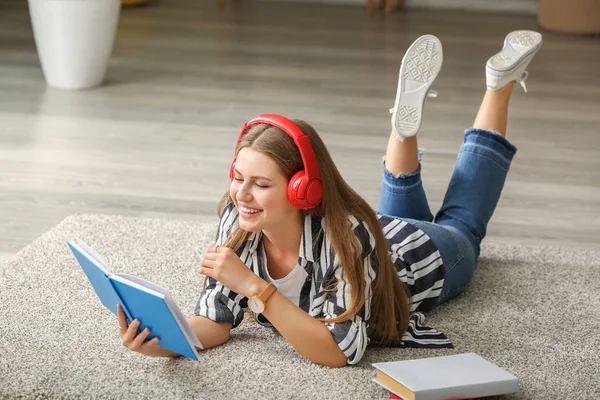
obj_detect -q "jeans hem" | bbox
[381,152,425,194]
[463,128,517,168]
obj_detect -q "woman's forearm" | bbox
[260,289,348,368]
[188,315,232,350]
[150,316,231,358]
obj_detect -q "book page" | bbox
[164,300,203,350]
[115,273,203,349]
[111,273,163,297]
[73,239,110,275]
[76,239,110,273]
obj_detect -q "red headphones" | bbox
[229,114,323,210]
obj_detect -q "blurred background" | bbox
[1,0,599,263]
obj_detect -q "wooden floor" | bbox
[1,0,599,263]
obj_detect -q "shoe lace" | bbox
[519,71,529,93]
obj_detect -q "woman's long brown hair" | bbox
[217,120,410,346]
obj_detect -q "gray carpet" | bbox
[1,214,599,399]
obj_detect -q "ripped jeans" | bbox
[378,128,517,304]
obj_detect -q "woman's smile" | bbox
[239,205,263,218]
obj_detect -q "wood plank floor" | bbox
[1,0,599,263]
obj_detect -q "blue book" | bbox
[67,239,202,360]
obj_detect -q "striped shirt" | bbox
[194,201,452,365]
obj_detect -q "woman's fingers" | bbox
[201,251,219,262]
[198,255,219,276]
[206,246,228,256]
[117,304,127,323]
[131,326,152,349]
[141,336,161,350]
[122,319,141,345]
[117,304,128,333]
[118,316,161,355]
[200,257,216,268]
[197,266,215,280]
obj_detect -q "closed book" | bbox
[68,239,203,360]
[372,353,518,400]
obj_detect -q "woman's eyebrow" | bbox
[234,169,273,181]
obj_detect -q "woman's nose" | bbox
[236,183,252,201]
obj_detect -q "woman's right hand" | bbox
[117,304,163,357]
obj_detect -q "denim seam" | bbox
[381,159,423,180]
[460,147,511,171]
[435,229,465,302]
[381,181,423,195]
[441,231,465,274]
[464,129,518,154]
[440,283,469,304]
[462,141,514,161]
[382,168,420,180]
[462,140,515,163]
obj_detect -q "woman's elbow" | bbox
[327,356,349,368]
[313,356,348,368]
[311,345,348,368]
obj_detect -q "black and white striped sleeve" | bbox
[193,277,247,328]
[380,215,445,313]
[393,223,444,313]
[213,200,238,247]
[193,200,247,328]
[320,216,377,365]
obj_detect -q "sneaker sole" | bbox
[486,30,542,76]
[391,35,443,138]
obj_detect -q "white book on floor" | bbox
[372,352,518,400]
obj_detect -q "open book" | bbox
[67,239,202,360]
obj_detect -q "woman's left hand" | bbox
[198,246,263,297]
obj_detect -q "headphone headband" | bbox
[235,114,321,183]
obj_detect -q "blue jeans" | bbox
[378,128,517,305]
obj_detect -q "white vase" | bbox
[28,0,121,90]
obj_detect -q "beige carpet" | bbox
[1,214,599,399]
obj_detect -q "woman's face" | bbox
[230,147,298,232]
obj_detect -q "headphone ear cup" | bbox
[305,178,323,207]
[287,171,307,209]
[229,160,236,180]
[287,170,322,209]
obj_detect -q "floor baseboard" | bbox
[259,0,538,15]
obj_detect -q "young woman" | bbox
[117,30,543,367]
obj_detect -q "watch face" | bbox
[248,297,265,313]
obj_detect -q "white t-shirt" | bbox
[261,246,308,307]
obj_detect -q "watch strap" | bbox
[259,283,277,303]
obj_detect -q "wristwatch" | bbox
[248,283,277,314]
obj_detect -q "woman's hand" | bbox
[117,304,163,357]
[198,246,264,297]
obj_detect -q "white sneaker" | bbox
[486,30,543,93]
[390,34,443,141]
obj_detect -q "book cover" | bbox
[372,353,518,400]
[68,239,202,360]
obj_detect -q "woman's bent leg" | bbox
[434,84,518,259]
[401,30,541,304]
[436,129,517,255]
[378,138,434,221]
